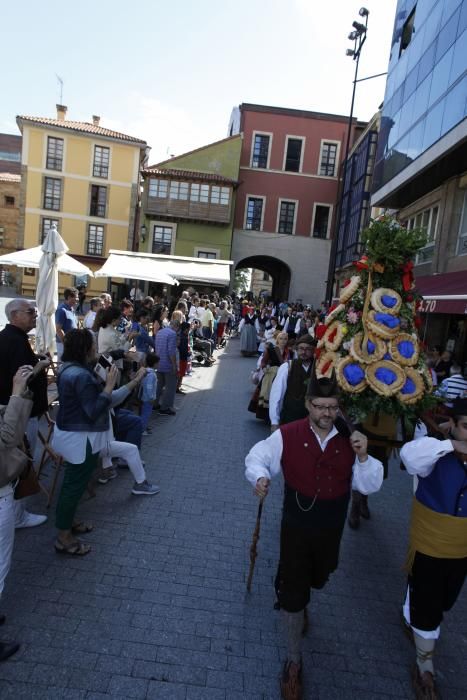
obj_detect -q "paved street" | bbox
[1,337,466,699]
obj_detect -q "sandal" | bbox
[71,521,93,534]
[54,539,91,556]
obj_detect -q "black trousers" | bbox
[408,551,467,631]
[275,521,345,613]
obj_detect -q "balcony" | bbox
[142,168,236,225]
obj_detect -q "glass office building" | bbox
[372,0,467,206]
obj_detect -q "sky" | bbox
[3,0,397,164]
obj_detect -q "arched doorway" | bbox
[235,256,291,300]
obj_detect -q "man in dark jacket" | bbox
[0,299,48,528]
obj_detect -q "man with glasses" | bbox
[245,375,383,700]
[0,299,49,528]
[269,334,316,431]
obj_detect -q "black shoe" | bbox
[0,641,20,662]
[158,408,176,416]
[359,495,371,520]
[0,615,5,626]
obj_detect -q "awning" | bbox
[0,245,94,277]
[416,270,467,314]
[94,250,233,287]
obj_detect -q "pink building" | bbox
[229,103,363,303]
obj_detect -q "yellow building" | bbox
[16,105,147,298]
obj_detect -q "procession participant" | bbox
[239,306,258,357]
[400,397,467,700]
[245,375,383,700]
[268,335,315,430]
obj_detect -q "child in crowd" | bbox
[140,353,159,435]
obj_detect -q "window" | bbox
[4,196,15,207]
[319,142,338,176]
[406,205,439,264]
[284,138,303,172]
[457,193,467,255]
[43,177,61,210]
[46,137,64,171]
[400,7,416,56]
[93,145,110,178]
[312,205,331,239]
[251,134,270,168]
[89,185,107,217]
[245,197,264,230]
[200,185,209,203]
[87,224,104,256]
[152,225,173,254]
[148,179,168,198]
[210,186,230,205]
[190,183,200,201]
[169,181,189,200]
[197,251,218,259]
[41,217,59,243]
[263,272,270,281]
[278,200,296,234]
[0,151,20,162]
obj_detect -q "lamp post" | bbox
[326,7,369,303]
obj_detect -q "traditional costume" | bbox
[245,376,384,700]
[239,312,258,356]
[268,335,315,427]
[400,397,467,699]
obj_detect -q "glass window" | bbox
[435,6,460,63]
[190,183,200,202]
[0,151,20,162]
[407,119,426,161]
[200,185,209,203]
[179,182,189,201]
[449,27,467,87]
[220,187,230,205]
[43,177,61,210]
[89,185,106,217]
[312,205,330,239]
[441,74,467,133]
[399,7,416,56]
[422,99,444,150]
[442,0,462,24]
[417,40,437,86]
[211,186,220,204]
[87,224,104,256]
[459,0,467,35]
[320,143,338,176]
[152,225,173,254]
[252,134,270,168]
[245,197,263,230]
[278,201,296,234]
[169,181,180,199]
[46,137,64,171]
[284,138,302,172]
[197,251,217,259]
[412,75,432,123]
[148,179,168,198]
[41,218,59,243]
[93,146,110,178]
[428,44,454,107]
[403,65,419,102]
[4,195,14,207]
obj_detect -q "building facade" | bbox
[0,173,21,288]
[228,103,362,305]
[16,105,147,297]
[140,136,241,293]
[0,133,21,176]
[372,0,467,361]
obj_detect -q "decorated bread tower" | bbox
[315,216,435,434]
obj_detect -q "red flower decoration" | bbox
[401,261,414,291]
[315,324,327,340]
[354,255,369,270]
[414,315,422,329]
[405,293,414,302]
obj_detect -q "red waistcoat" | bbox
[280,418,355,500]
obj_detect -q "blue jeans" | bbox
[140,402,153,430]
[114,408,143,449]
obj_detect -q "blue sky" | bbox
[3,0,397,163]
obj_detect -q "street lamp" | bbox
[326,8,370,303]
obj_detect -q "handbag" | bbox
[14,459,40,500]
[0,445,30,488]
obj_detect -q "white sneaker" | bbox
[15,512,48,529]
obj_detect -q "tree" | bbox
[233,269,251,295]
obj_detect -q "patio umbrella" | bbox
[35,222,70,354]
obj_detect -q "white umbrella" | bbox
[0,246,94,276]
[35,223,70,354]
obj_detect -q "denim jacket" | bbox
[56,362,112,432]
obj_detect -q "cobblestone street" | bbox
[1,338,466,699]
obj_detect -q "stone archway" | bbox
[235,255,291,300]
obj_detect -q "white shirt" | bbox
[268,361,312,425]
[84,310,96,329]
[400,437,455,479]
[52,425,112,464]
[245,426,384,495]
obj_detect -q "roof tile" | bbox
[142,167,237,185]
[16,116,146,145]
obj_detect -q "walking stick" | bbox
[246,498,264,592]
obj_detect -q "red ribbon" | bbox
[402,261,414,291]
[315,324,327,340]
[354,255,369,270]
